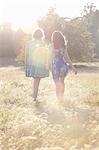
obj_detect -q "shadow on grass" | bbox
[74,63,99,73]
[0,57,23,67]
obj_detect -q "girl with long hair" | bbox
[51,31,77,100]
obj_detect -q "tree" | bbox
[82,3,99,57]
[0,22,15,57]
[16,30,31,64]
[0,23,31,64]
[38,7,63,41]
[38,7,95,61]
[64,18,95,61]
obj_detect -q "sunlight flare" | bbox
[0,0,99,29]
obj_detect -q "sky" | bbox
[0,0,99,32]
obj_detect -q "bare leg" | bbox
[54,75,67,100]
[60,77,65,98]
[54,79,63,100]
[60,73,68,99]
[33,78,40,101]
[54,79,60,100]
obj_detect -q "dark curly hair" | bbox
[51,31,66,50]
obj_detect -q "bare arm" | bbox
[64,46,77,74]
[64,48,73,66]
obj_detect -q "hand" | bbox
[72,67,77,75]
[65,40,68,46]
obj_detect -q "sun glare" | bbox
[0,0,99,32]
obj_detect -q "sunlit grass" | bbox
[0,65,99,149]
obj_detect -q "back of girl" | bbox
[51,31,77,100]
[25,28,51,101]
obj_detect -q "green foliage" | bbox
[15,31,31,65]
[38,7,62,40]
[0,23,30,62]
[0,3,99,63]
[82,3,99,57]
[64,19,95,61]
[0,23,15,57]
[38,7,95,61]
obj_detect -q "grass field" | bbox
[0,63,99,150]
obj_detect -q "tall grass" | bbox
[0,66,99,149]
